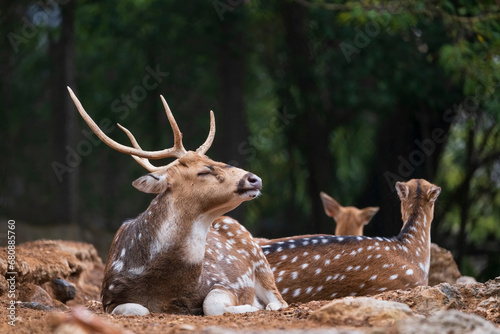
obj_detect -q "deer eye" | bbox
[197,166,215,176]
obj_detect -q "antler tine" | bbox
[160,96,187,157]
[117,124,162,172]
[196,110,216,155]
[67,87,187,160]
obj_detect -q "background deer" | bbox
[253,192,378,244]
[260,179,440,303]
[320,191,379,236]
[68,87,287,316]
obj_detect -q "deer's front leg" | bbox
[203,288,260,316]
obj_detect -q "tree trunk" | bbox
[50,0,78,224]
[216,12,248,221]
[280,1,333,234]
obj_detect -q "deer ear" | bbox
[427,185,441,203]
[395,182,409,201]
[132,173,171,194]
[320,192,342,218]
[360,207,379,225]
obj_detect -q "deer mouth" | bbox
[236,187,261,199]
[238,189,261,199]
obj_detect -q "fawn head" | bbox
[319,192,379,236]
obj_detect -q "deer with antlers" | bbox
[259,179,440,303]
[67,87,287,316]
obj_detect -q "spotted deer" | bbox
[67,87,287,316]
[260,179,441,303]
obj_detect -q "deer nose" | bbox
[246,173,262,190]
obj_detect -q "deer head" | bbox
[67,87,286,316]
[319,191,379,236]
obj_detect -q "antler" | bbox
[67,87,216,171]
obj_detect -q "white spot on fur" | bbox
[112,260,124,272]
[389,274,398,280]
[128,266,145,275]
[293,289,301,297]
[406,269,414,275]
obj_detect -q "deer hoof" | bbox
[265,302,287,311]
[111,303,150,315]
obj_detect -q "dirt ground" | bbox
[0,299,347,334]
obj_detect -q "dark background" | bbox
[2,0,500,281]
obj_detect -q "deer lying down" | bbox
[252,193,379,245]
[68,87,287,316]
[319,192,379,236]
[260,179,441,303]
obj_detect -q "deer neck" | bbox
[110,192,219,280]
[144,193,220,265]
[397,197,434,281]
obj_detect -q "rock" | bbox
[0,240,104,307]
[52,278,77,303]
[428,243,461,286]
[18,284,61,308]
[456,276,477,284]
[310,297,414,327]
[374,277,500,324]
[20,302,54,311]
[390,310,500,334]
